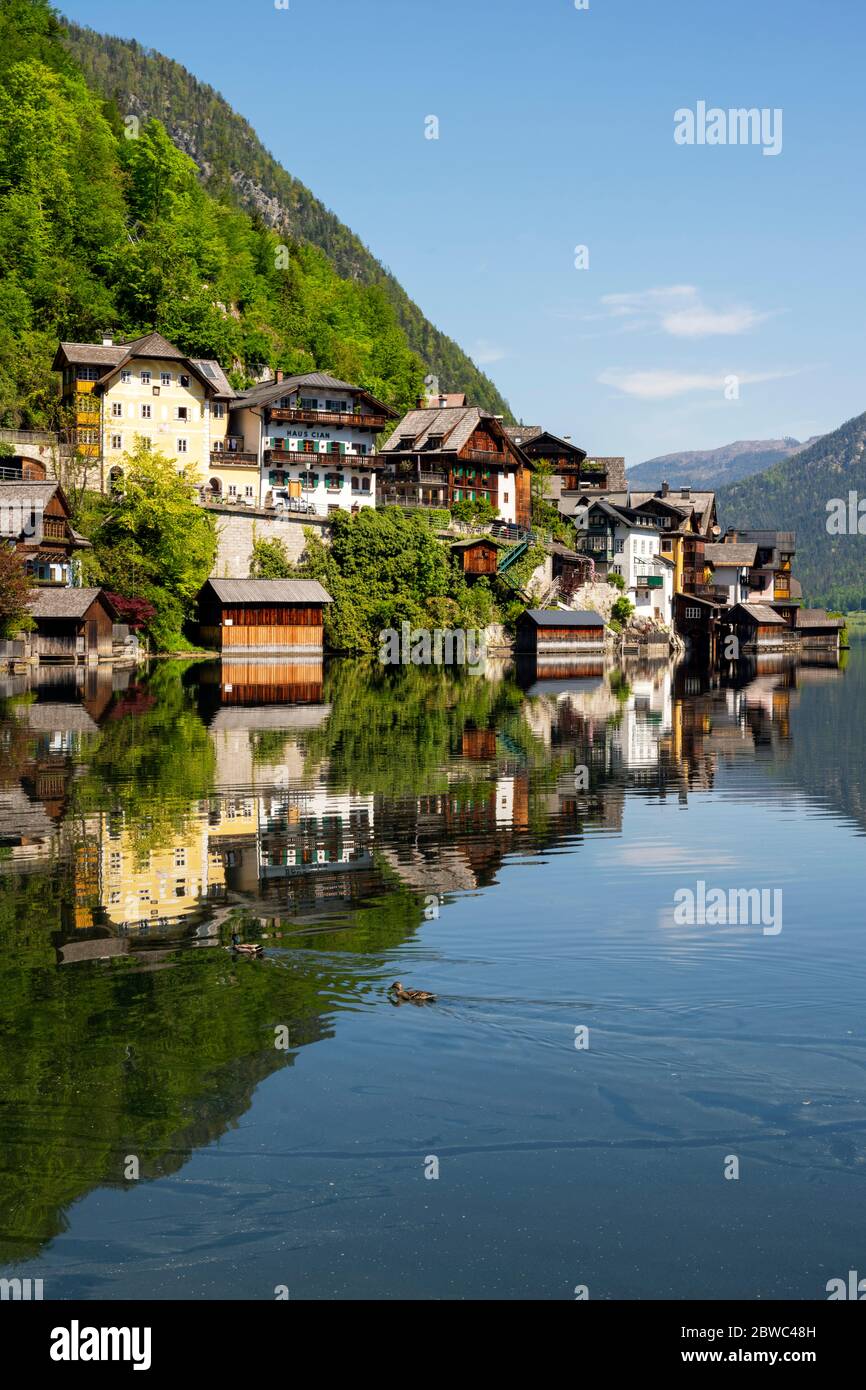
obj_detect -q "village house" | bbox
[379,405,533,528]
[504,427,587,500]
[795,609,845,657]
[450,536,503,576]
[228,371,396,514]
[53,333,237,492]
[573,499,673,625]
[723,603,795,654]
[720,529,797,617]
[197,578,333,655]
[703,541,757,607]
[0,480,90,587]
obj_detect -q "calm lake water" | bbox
[1,644,865,1301]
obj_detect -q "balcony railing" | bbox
[210,450,258,465]
[694,583,729,602]
[268,407,389,431]
[461,450,508,465]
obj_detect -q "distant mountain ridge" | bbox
[62,21,513,420]
[628,437,821,490]
[717,411,866,610]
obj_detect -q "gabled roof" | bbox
[505,428,587,462]
[796,609,844,630]
[731,603,787,626]
[232,372,395,416]
[521,609,605,628]
[54,335,235,399]
[28,587,117,620]
[630,488,718,534]
[381,406,527,462]
[704,542,758,566]
[202,579,333,605]
[450,537,505,551]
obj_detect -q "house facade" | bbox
[574,499,673,624]
[0,481,90,587]
[198,578,333,654]
[53,334,236,492]
[379,406,533,527]
[228,372,395,514]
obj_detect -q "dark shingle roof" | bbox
[28,588,115,620]
[233,373,394,416]
[522,609,605,628]
[705,542,758,566]
[796,609,844,630]
[204,579,332,605]
[733,603,787,626]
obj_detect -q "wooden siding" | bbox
[220,623,323,650]
[218,660,325,704]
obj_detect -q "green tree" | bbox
[0,543,33,636]
[77,439,217,649]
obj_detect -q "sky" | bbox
[59,0,866,465]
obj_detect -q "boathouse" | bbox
[726,603,791,653]
[28,588,118,663]
[197,578,333,654]
[795,608,844,657]
[515,609,606,657]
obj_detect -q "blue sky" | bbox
[59,0,865,463]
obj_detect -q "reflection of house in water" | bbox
[92,811,226,932]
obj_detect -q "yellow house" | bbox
[53,333,254,494]
[97,812,225,929]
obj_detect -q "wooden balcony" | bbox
[461,449,508,465]
[268,407,389,431]
[210,451,258,466]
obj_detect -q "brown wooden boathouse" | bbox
[198,579,333,653]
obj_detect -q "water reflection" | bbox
[0,644,858,1287]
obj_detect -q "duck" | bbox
[227,933,263,958]
[389,980,437,1004]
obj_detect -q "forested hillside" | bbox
[0,0,509,433]
[62,19,513,419]
[718,410,866,610]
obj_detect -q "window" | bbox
[244,485,254,498]
[111,402,123,418]
[300,472,319,490]
[111,435,122,450]
[141,404,151,420]
[615,539,624,553]
[161,372,172,386]
[300,397,318,410]
[176,406,189,421]
[121,370,132,384]
[109,852,122,874]
[213,402,225,419]
[325,473,343,491]
[228,484,237,497]
[503,492,509,503]
[179,374,190,388]
[177,439,188,454]
[140,371,151,385]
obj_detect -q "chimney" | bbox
[661,480,670,497]
[439,394,448,408]
[416,394,427,409]
[276,370,284,384]
[727,528,738,543]
[102,335,114,347]
[680,486,690,499]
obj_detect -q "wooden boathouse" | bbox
[197,579,333,654]
[515,609,606,657]
[27,588,118,663]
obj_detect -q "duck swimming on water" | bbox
[389,981,437,1004]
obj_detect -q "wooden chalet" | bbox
[0,481,90,587]
[198,579,333,654]
[505,428,587,494]
[379,406,533,529]
[515,609,606,657]
[28,588,118,663]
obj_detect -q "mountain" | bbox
[628,437,821,491]
[61,20,513,420]
[717,411,866,611]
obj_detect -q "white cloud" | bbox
[593,285,773,339]
[472,339,506,365]
[597,367,803,401]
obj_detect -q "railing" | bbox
[419,471,449,485]
[210,450,258,465]
[694,583,728,602]
[461,450,508,465]
[268,407,389,431]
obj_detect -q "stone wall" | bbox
[208,505,330,579]
[567,581,623,624]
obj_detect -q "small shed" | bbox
[198,578,333,653]
[28,588,118,663]
[450,537,501,575]
[515,608,606,656]
[728,603,791,652]
[796,608,844,656]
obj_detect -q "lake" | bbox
[1,644,864,1301]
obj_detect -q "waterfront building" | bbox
[0,480,90,586]
[197,578,333,654]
